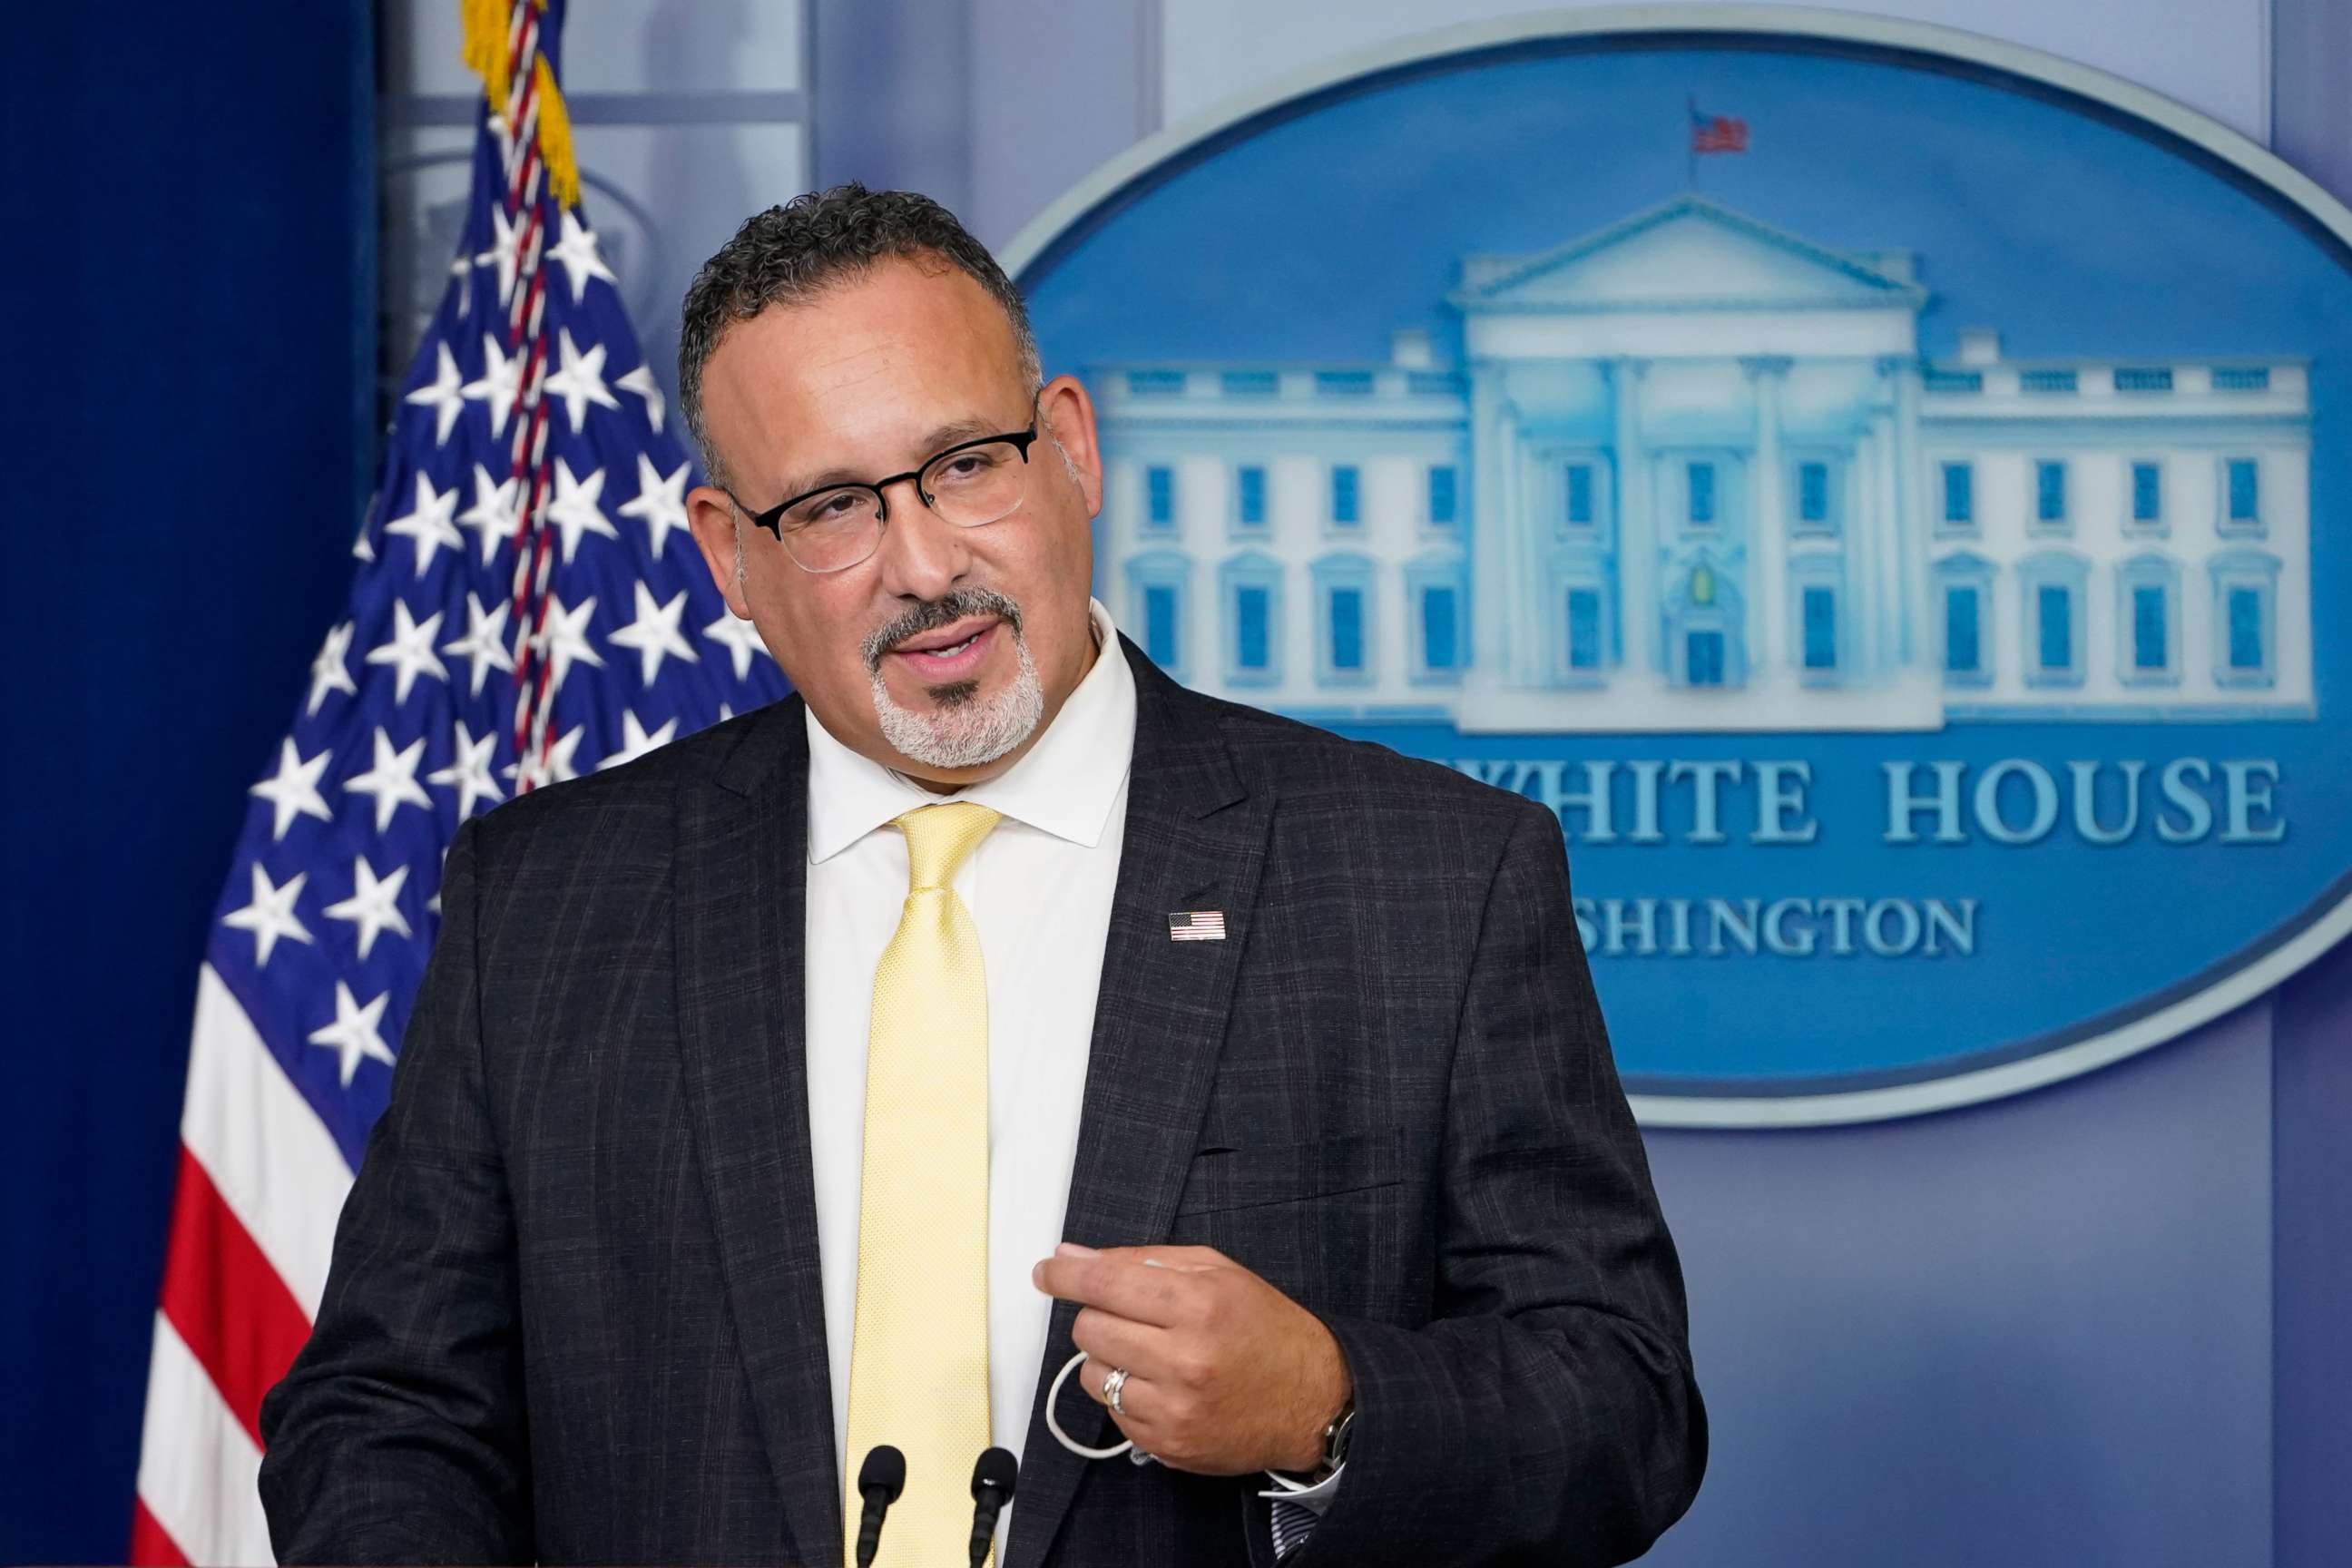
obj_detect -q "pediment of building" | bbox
[1456,195,1926,314]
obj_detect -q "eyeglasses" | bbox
[725,414,1044,574]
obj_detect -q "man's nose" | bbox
[871,478,972,602]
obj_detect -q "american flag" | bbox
[1168,911,1228,943]
[1690,106,1749,154]
[129,3,783,1559]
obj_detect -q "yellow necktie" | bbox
[845,801,1002,1567]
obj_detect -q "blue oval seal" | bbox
[1007,11,2352,1125]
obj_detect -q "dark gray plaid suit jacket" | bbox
[260,639,1705,1566]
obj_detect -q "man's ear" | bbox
[1038,374,1104,519]
[687,485,753,621]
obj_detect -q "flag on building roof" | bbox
[130,3,784,1558]
[1690,106,1750,154]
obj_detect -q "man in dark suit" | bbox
[260,185,1704,1567]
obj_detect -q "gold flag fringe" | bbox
[459,0,580,211]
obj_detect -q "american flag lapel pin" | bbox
[1168,910,1227,942]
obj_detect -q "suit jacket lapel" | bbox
[673,698,845,1566]
[1005,645,1275,1568]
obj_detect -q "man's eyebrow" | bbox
[766,416,1009,505]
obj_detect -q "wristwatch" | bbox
[1314,1400,1356,1480]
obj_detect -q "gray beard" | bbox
[870,629,1046,770]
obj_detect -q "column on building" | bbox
[1501,400,1536,685]
[1742,356,1792,674]
[1867,377,1903,677]
[1885,355,1926,668]
[1469,361,1512,682]
[1607,357,1653,675]
[1849,426,1883,676]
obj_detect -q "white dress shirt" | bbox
[802,597,1135,1512]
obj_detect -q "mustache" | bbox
[862,587,1025,672]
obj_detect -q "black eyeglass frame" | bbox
[724,420,1044,564]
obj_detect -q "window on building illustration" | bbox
[2131,462,2162,526]
[1565,464,1594,527]
[1328,587,1364,671]
[1145,466,1175,528]
[2228,586,2264,671]
[1235,584,1270,671]
[1687,461,1716,525]
[2034,461,2066,525]
[1686,630,1726,687]
[1941,462,1973,526]
[1798,462,1830,526]
[1945,585,1981,674]
[1236,466,1267,528]
[1427,466,1458,526]
[1801,586,1838,671]
[2226,459,2259,525]
[1330,465,1360,526]
[1220,369,1278,397]
[2132,584,2168,671]
[2036,583,2072,672]
[1566,587,1602,671]
[1421,585,1458,671]
[1143,584,1180,668]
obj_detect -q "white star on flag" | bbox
[462,333,523,437]
[702,611,771,681]
[404,341,467,446]
[545,458,620,563]
[426,720,505,819]
[476,201,524,304]
[607,582,699,686]
[364,600,450,703]
[250,738,335,841]
[544,328,621,433]
[599,710,678,771]
[307,622,357,716]
[385,473,465,578]
[220,863,312,967]
[619,454,691,558]
[617,364,666,435]
[441,592,515,696]
[547,211,618,302]
[343,727,434,833]
[532,591,604,699]
[457,464,520,565]
[308,980,395,1087]
[506,723,586,791]
[324,856,413,962]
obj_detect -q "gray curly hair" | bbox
[676,184,1043,491]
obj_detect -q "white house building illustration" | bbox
[1089,195,2315,730]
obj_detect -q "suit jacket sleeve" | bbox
[258,815,535,1563]
[1291,800,1706,1567]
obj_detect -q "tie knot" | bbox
[894,801,1002,893]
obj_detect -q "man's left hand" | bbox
[1032,1243,1350,1476]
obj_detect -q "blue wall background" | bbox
[0,2,371,1558]
[5,4,2347,1565]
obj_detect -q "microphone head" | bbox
[859,1444,906,1504]
[970,1446,1018,1502]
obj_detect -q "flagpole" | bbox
[1686,93,1697,191]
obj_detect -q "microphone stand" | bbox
[966,1446,1019,1567]
[853,1445,906,1568]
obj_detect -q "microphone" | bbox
[966,1446,1019,1566]
[853,1444,906,1568]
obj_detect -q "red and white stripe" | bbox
[132,967,357,1563]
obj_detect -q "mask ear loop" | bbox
[1046,1350,1158,1465]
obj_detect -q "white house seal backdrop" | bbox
[1007,9,2352,1125]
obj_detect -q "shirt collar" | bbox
[804,597,1136,863]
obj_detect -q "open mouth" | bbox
[887,618,999,680]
